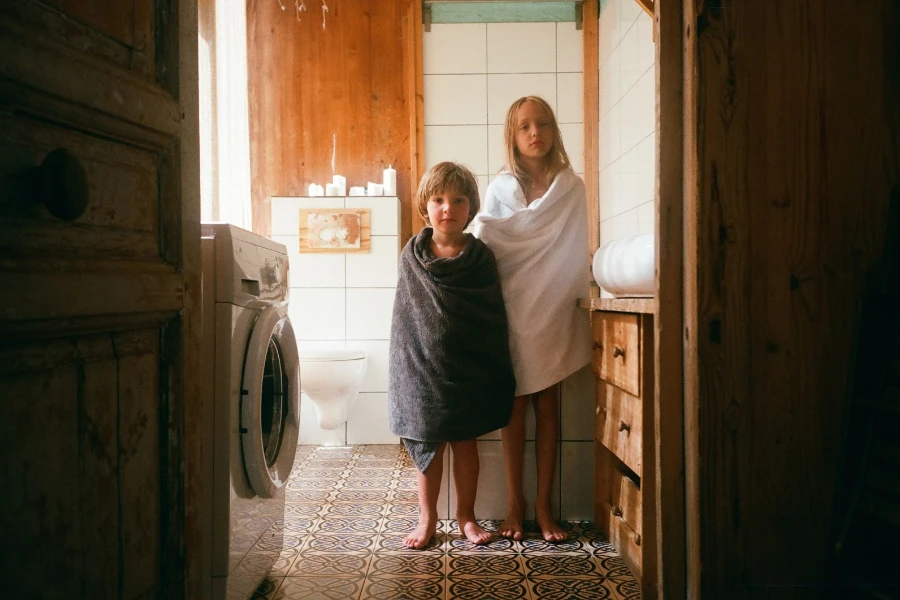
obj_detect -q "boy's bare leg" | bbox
[406,443,446,549]
[499,396,529,540]
[533,385,566,542]
[450,439,492,545]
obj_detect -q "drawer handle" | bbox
[30,148,90,221]
[612,506,623,518]
[612,346,626,359]
[634,533,642,546]
[619,420,631,433]
[592,341,602,350]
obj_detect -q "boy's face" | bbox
[426,188,471,236]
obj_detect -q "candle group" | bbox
[306,168,397,197]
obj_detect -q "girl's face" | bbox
[514,100,554,161]
[427,188,471,236]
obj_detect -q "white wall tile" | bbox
[347,339,389,393]
[272,235,346,289]
[487,124,506,175]
[487,73,558,125]
[345,288,394,340]
[560,442,594,520]
[637,67,657,139]
[344,197,400,236]
[424,125,489,175]
[345,236,398,288]
[424,74,488,125]
[298,398,346,446]
[556,22,583,73]
[636,11,655,72]
[487,23,557,74]
[424,23,487,74]
[637,132,656,204]
[559,123,584,174]
[618,0,642,30]
[556,72,583,124]
[599,208,639,246]
[619,19,643,95]
[290,288,344,340]
[598,0,618,67]
[476,175,489,205]
[637,200,655,235]
[346,393,398,444]
[560,365,596,442]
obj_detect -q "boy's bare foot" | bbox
[499,501,525,541]
[404,517,437,549]
[535,509,567,543]
[459,518,492,545]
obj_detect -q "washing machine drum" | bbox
[239,306,300,498]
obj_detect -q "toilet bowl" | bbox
[299,348,368,430]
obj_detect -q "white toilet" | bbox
[299,347,368,430]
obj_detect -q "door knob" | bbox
[34,148,89,221]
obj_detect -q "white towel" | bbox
[473,170,592,396]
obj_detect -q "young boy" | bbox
[388,161,515,549]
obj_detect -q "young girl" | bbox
[388,161,516,549]
[473,96,592,542]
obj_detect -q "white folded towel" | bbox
[473,170,592,396]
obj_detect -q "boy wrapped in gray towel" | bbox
[388,161,515,548]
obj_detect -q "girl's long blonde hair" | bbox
[502,95,572,189]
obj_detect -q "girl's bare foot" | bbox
[459,518,492,545]
[499,500,525,541]
[404,517,437,549]
[535,508,567,543]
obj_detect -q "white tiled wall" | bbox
[270,196,402,447]
[598,0,656,248]
[424,21,584,201]
[423,21,594,521]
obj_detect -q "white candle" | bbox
[308,183,320,196]
[349,186,366,196]
[332,174,346,196]
[383,165,397,196]
[325,183,341,196]
[367,181,381,196]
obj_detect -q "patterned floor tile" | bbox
[274,575,365,600]
[262,445,642,600]
[359,575,446,600]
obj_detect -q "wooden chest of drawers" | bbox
[591,308,657,598]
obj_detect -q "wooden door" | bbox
[0,2,201,597]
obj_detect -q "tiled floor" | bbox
[252,444,641,600]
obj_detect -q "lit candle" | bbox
[332,174,346,196]
[383,165,397,196]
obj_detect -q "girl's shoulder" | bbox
[484,173,525,215]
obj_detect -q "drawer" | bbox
[594,450,643,578]
[596,383,643,477]
[591,312,641,396]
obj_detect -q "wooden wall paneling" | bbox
[583,0,600,294]
[686,1,900,596]
[247,0,413,239]
[406,0,425,235]
[653,0,686,597]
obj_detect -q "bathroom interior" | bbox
[199,0,656,596]
[3,0,898,598]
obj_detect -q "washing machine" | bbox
[200,223,300,599]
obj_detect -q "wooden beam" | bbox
[654,0,687,597]
[635,0,654,19]
[406,0,425,237]
[583,0,600,297]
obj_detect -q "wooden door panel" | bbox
[0,1,198,597]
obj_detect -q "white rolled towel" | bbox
[592,233,655,297]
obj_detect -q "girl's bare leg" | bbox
[499,395,529,540]
[450,439,492,545]
[533,385,566,542]
[406,443,446,549]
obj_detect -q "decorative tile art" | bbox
[298,208,371,253]
[251,445,642,600]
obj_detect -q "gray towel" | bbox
[389,229,516,472]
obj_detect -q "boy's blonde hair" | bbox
[415,161,481,226]
[503,95,572,188]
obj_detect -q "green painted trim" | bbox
[431,2,577,23]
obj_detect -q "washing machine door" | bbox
[239,306,300,498]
